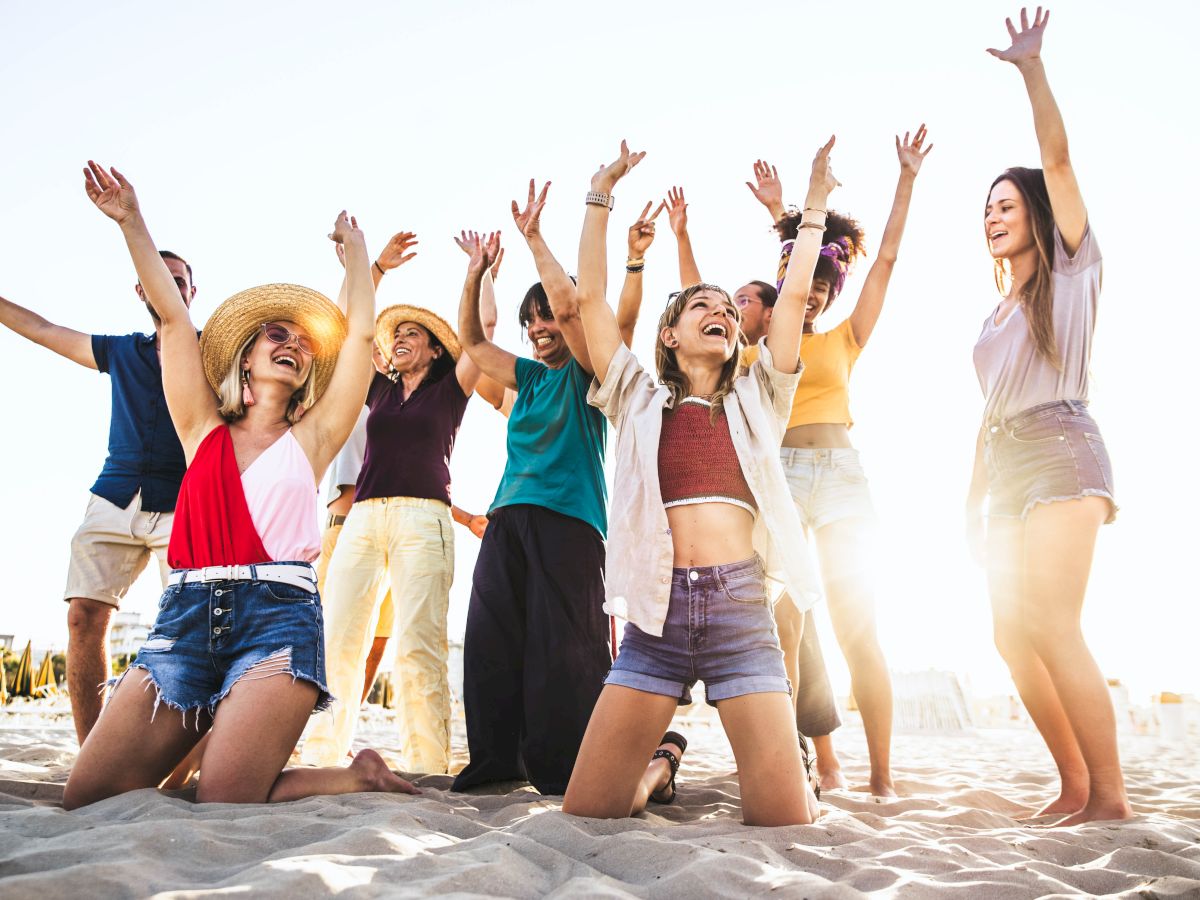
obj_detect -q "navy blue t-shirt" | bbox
[90,333,187,513]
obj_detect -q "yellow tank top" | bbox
[742,318,862,429]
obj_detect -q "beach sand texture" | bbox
[1,706,1198,899]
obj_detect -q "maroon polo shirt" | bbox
[355,370,469,506]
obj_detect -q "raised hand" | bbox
[462,230,500,275]
[896,124,934,177]
[987,6,1049,65]
[376,231,419,271]
[329,211,362,246]
[591,140,647,193]
[512,179,550,240]
[490,247,505,281]
[809,136,840,195]
[627,200,665,257]
[664,186,689,237]
[83,161,140,224]
[746,159,784,218]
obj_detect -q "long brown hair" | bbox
[989,167,1059,366]
[654,283,744,423]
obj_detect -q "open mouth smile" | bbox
[272,352,299,371]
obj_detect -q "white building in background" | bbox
[109,612,150,658]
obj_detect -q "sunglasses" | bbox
[261,322,318,356]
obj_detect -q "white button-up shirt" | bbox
[588,339,822,637]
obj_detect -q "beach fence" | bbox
[892,670,973,733]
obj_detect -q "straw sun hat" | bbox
[199,283,348,403]
[374,305,462,364]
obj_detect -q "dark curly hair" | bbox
[775,208,868,307]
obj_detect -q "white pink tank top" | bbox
[240,431,321,563]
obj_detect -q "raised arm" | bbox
[989,6,1086,253]
[334,230,418,313]
[513,180,594,375]
[296,212,377,476]
[664,186,702,289]
[458,231,518,391]
[616,200,663,347]
[576,141,646,383]
[457,233,508,407]
[449,231,496,395]
[746,158,787,226]
[0,295,95,369]
[84,162,219,456]
[848,125,933,347]
[766,138,838,374]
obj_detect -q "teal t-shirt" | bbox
[489,357,608,537]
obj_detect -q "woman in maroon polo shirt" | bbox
[303,232,499,774]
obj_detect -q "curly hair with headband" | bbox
[775,208,867,307]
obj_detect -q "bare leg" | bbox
[161,732,209,789]
[987,515,1089,817]
[64,669,208,809]
[562,685,679,818]
[774,598,803,716]
[65,598,117,746]
[817,518,895,797]
[361,637,388,703]
[196,671,418,804]
[717,691,818,825]
[810,734,846,791]
[1022,497,1132,825]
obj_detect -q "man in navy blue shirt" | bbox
[0,251,194,743]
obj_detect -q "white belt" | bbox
[167,563,317,594]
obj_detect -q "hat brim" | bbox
[375,305,462,364]
[199,284,348,405]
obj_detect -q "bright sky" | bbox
[2,0,1197,704]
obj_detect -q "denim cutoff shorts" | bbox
[780,447,876,532]
[985,400,1117,522]
[124,562,332,723]
[605,556,790,706]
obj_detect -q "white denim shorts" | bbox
[779,448,876,532]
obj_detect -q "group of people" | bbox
[2,9,1133,826]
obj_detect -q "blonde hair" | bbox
[216,330,317,424]
[654,283,744,423]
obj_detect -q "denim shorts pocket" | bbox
[263,582,318,604]
[1083,433,1114,494]
[722,578,770,606]
[1009,413,1067,444]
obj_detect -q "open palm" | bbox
[83,161,140,224]
[988,7,1049,64]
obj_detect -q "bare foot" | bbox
[1046,798,1134,827]
[1027,789,1088,819]
[648,735,687,803]
[850,777,898,799]
[816,766,848,792]
[350,749,421,795]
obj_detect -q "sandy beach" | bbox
[1,699,1198,899]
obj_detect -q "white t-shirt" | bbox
[323,406,370,508]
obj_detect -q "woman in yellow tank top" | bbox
[668,129,932,797]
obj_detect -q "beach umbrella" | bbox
[12,641,33,698]
[33,651,56,696]
[0,654,9,705]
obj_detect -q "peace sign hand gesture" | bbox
[988,6,1049,66]
[627,200,665,257]
[896,124,933,177]
[83,161,141,225]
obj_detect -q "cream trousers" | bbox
[302,496,453,772]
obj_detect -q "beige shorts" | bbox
[63,492,173,608]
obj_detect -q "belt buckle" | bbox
[199,565,233,583]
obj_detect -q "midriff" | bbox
[782,422,853,449]
[666,502,756,567]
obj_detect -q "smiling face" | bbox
[805,278,833,327]
[733,283,772,344]
[389,321,443,375]
[985,178,1035,261]
[243,319,314,390]
[661,288,740,367]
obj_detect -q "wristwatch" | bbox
[585,191,614,210]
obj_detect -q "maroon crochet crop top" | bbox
[658,397,757,515]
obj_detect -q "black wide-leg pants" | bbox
[451,504,611,795]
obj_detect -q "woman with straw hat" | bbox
[64,162,418,808]
[302,233,496,775]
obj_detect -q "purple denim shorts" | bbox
[984,400,1117,522]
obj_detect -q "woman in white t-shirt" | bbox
[967,8,1131,825]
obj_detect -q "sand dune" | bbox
[1,706,1198,898]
